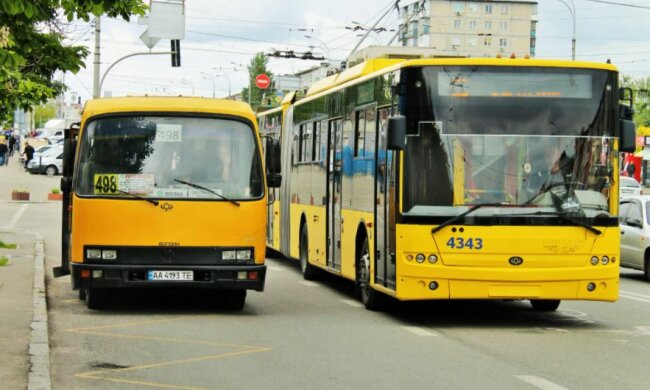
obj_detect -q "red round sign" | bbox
[255,74,271,89]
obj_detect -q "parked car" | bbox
[27,145,63,176]
[620,176,643,197]
[619,195,650,281]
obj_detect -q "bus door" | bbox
[327,119,343,271]
[375,108,397,289]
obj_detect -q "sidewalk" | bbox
[0,154,53,389]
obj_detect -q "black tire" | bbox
[221,290,246,311]
[45,165,58,176]
[299,224,318,280]
[78,287,87,300]
[85,287,107,310]
[530,299,561,312]
[357,236,383,311]
[644,254,650,282]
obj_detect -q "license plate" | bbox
[147,270,193,281]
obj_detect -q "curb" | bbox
[27,234,51,390]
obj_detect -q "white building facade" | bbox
[399,0,538,58]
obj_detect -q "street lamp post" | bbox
[200,72,216,98]
[557,0,576,61]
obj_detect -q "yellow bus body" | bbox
[264,57,628,309]
[66,97,267,307]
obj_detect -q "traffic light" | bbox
[171,39,181,67]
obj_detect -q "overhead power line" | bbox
[583,0,650,9]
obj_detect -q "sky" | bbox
[60,0,650,105]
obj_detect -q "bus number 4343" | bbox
[446,237,483,250]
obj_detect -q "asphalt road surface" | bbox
[3,197,650,390]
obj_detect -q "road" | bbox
[2,171,650,390]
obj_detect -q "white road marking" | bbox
[401,326,438,337]
[515,375,569,390]
[266,265,284,272]
[620,290,650,304]
[299,281,318,287]
[8,204,29,229]
[341,299,364,308]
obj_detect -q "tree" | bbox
[241,52,274,111]
[621,75,650,127]
[0,0,147,124]
[34,102,56,128]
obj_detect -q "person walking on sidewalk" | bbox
[8,132,16,156]
[23,142,34,169]
[0,140,7,166]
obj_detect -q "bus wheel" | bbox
[78,287,87,300]
[300,224,318,280]
[85,287,107,310]
[221,290,246,311]
[357,237,382,311]
[530,299,561,312]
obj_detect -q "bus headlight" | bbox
[236,250,252,261]
[590,256,599,265]
[87,249,101,259]
[428,255,438,264]
[601,256,610,265]
[222,250,237,261]
[101,250,117,260]
[416,254,425,263]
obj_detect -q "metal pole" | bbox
[99,51,173,96]
[557,0,576,60]
[92,17,101,98]
[346,0,399,66]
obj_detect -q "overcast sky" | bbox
[61,0,650,104]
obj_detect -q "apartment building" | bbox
[399,0,538,58]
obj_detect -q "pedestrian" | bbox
[8,131,16,156]
[0,141,8,166]
[23,141,34,169]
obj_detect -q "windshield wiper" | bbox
[173,179,240,207]
[431,203,508,234]
[517,210,602,235]
[114,189,159,206]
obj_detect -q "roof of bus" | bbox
[305,57,619,98]
[81,96,257,124]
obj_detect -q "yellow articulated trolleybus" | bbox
[53,97,281,310]
[259,58,636,311]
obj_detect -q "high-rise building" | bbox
[399,0,538,58]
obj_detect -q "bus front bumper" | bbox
[71,263,266,291]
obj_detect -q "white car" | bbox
[620,176,643,197]
[620,195,650,281]
[27,145,63,176]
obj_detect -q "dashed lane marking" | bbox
[8,204,29,229]
[341,299,364,308]
[620,290,650,304]
[401,326,438,337]
[515,375,569,390]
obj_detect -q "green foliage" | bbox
[621,75,650,127]
[50,188,61,194]
[242,52,274,111]
[34,102,56,128]
[0,0,147,123]
[0,240,17,249]
[0,256,8,266]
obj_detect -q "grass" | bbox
[0,257,8,266]
[0,240,17,249]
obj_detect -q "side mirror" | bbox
[626,218,643,229]
[619,119,636,153]
[267,173,282,188]
[60,177,72,193]
[387,115,406,151]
